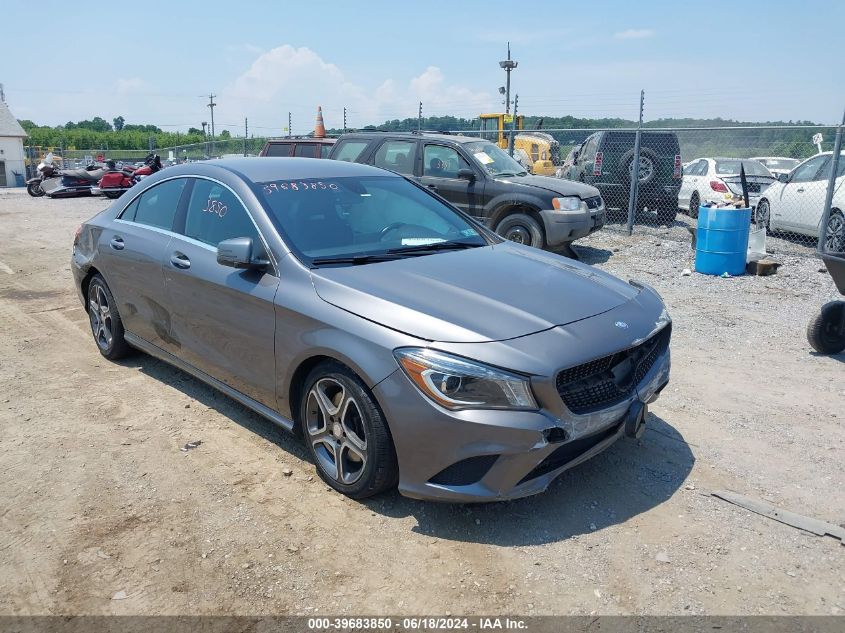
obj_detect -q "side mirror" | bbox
[777,172,789,183]
[457,168,476,182]
[217,237,268,270]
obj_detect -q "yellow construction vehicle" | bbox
[478,113,560,176]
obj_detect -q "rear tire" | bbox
[807,301,845,354]
[689,192,700,219]
[300,361,398,499]
[824,210,845,253]
[27,182,45,197]
[87,275,131,360]
[620,148,658,186]
[495,213,545,249]
[755,199,771,230]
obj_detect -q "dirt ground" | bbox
[0,188,843,616]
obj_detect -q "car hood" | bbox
[311,243,639,343]
[494,174,601,199]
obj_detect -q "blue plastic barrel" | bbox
[695,206,751,276]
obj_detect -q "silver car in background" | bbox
[72,158,671,502]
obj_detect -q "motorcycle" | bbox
[40,161,106,198]
[93,153,162,199]
[25,153,60,197]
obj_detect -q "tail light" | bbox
[73,225,82,247]
[710,180,729,193]
[673,155,682,178]
[593,151,603,176]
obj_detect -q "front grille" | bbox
[584,196,603,210]
[519,421,622,484]
[556,324,671,415]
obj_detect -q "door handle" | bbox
[797,188,805,193]
[109,236,124,250]
[170,252,191,269]
[427,184,438,190]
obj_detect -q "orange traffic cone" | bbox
[314,106,326,138]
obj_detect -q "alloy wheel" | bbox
[630,156,654,183]
[825,213,845,253]
[89,284,113,351]
[305,378,367,485]
[755,200,770,230]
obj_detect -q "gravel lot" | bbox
[0,188,843,616]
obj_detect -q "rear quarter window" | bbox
[332,140,369,162]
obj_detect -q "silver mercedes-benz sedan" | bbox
[72,158,671,502]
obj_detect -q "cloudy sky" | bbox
[2,0,843,134]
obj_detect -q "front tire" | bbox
[300,362,398,499]
[87,275,131,360]
[807,301,845,354]
[495,213,545,249]
[755,199,771,230]
[27,182,45,197]
[104,191,123,199]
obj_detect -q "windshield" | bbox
[714,159,772,177]
[757,158,799,170]
[257,176,488,265]
[464,141,528,177]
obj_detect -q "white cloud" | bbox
[614,29,655,40]
[223,45,492,133]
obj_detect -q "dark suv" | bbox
[559,131,682,224]
[260,137,335,158]
[328,132,605,250]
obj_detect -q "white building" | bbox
[0,101,28,187]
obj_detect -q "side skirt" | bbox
[124,332,295,433]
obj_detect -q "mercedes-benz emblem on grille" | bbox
[615,321,629,329]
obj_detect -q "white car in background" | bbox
[751,156,800,178]
[756,152,845,251]
[679,158,776,218]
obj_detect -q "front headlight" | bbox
[393,348,537,411]
[551,196,583,212]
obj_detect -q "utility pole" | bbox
[418,102,422,132]
[343,107,347,134]
[626,90,645,236]
[818,105,845,252]
[499,43,518,115]
[243,117,248,156]
[288,112,292,137]
[207,93,217,155]
[508,94,518,157]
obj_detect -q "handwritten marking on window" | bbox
[262,181,338,195]
[202,199,228,218]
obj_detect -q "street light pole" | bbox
[499,42,518,115]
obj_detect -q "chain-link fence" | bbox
[449,124,844,255]
[26,122,845,257]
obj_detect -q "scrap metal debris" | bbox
[180,440,203,452]
[712,490,845,545]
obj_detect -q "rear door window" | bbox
[332,140,369,162]
[373,140,417,175]
[264,143,294,157]
[294,144,318,158]
[126,178,188,230]
[182,179,260,248]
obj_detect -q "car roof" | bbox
[264,137,336,143]
[160,157,397,182]
[338,131,484,145]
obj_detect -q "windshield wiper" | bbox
[387,240,483,255]
[310,254,402,266]
[494,171,528,177]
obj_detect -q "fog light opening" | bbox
[543,427,568,443]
